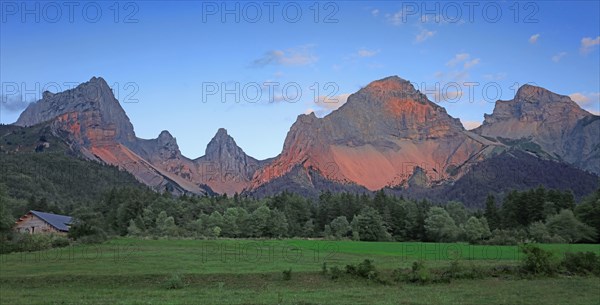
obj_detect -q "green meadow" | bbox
[1,239,599,305]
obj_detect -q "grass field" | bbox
[1,238,599,304]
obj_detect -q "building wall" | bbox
[14,214,63,235]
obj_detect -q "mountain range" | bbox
[9,76,599,205]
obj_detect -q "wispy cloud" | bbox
[0,94,34,113]
[357,48,380,57]
[446,53,470,67]
[305,93,351,117]
[436,53,481,86]
[569,92,599,107]
[371,9,379,17]
[529,34,540,44]
[570,92,600,115]
[580,36,600,54]
[552,52,567,62]
[463,58,480,69]
[483,73,507,81]
[251,45,318,67]
[386,10,405,26]
[415,29,435,43]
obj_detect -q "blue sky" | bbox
[1,1,599,160]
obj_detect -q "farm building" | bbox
[14,210,73,235]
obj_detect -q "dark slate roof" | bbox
[30,210,73,232]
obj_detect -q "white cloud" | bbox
[439,54,481,84]
[483,73,507,81]
[304,108,316,115]
[314,93,351,110]
[570,92,600,115]
[463,58,480,69]
[415,29,435,43]
[580,36,600,54]
[460,120,482,130]
[446,53,470,67]
[569,92,599,107]
[1,94,34,113]
[371,9,379,17]
[305,93,351,117]
[357,48,380,57]
[569,93,590,105]
[387,10,405,26]
[252,45,318,67]
[529,34,540,44]
[551,52,567,63]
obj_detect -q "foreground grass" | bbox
[1,238,599,304]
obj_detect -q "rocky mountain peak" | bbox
[481,84,589,125]
[475,84,599,175]
[214,127,229,139]
[195,128,261,194]
[204,128,243,160]
[158,130,174,142]
[15,76,136,144]
[353,75,425,104]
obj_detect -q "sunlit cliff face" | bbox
[251,76,493,191]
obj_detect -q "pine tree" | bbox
[484,194,500,231]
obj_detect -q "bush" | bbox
[409,261,431,284]
[321,262,328,275]
[341,259,384,283]
[486,229,521,245]
[76,231,108,244]
[561,252,600,276]
[356,259,377,278]
[330,266,343,280]
[345,259,377,278]
[50,235,70,248]
[282,268,292,281]
[10,233,52,252]
[519,244,558,276]
[163,273,184,289]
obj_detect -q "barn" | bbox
[14,210,73,235]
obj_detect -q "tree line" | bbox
[1,184,599,245]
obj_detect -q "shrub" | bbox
[282,268,292,281]
[409,261,431,284]
[357,259,377,278]
[486,229,520,245]
[76,231,108,244]
[330,266,343,280]
[50,235,70,248]
[164,273,184,289]
[561,252,600,276]
[342,259,383,282]
[442,261,493,281]
[11,233,52,252]
[345,264,357,275]
[321,262,328,275]
[519,244,558,276]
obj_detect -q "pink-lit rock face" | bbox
[16,75,597,195]
[19,77,264,195]
[251,76,496,191]
[475,84,600,174]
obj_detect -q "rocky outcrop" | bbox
[474,84,600,174]
[14,75,598,198]
[16,77,136,145]
[193,128,262,195]
[15,77,212,195]
[250,76,500,191]
[15,77,265,195]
